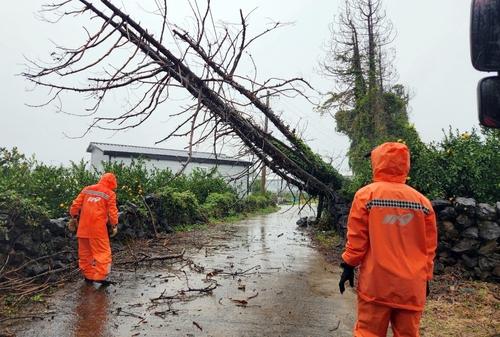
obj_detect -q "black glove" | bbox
[339,262,355,294]
[426,281,430,298]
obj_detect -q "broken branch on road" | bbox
[219,265,261,277]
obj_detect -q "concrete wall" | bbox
[90,148,109,169]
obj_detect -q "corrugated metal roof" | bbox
[87,142,251,166]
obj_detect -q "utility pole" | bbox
[260,90,270,194]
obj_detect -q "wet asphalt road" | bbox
[10,207,356,337]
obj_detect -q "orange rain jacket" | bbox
[342,142,437,311]
[70,173,119,240]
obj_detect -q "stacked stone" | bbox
[0,213,76,278]
[0,198,171,278]
[433,197,500,281]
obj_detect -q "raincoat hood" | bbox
[99,172,117,190]
[371,142,410,184]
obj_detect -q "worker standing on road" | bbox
[339,142,437,337]
[70,173,119,286]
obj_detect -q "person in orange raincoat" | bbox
[70,173,119,285]
[339,142,437,337]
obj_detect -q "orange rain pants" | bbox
[78,238,112,281]
[354,297,422,337]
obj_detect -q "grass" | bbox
[421,279,500,337]
[315,230,342,248]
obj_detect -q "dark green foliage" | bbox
[101,159,152,206]
[154,187,201,226]
[202,192,238,219]
[0,190,49,226]
[0,148,98,217]
[243,192,277,212]
[202,191,277,219]
[182,168,234,204]
[337,87,416,179]
[342,128,500,203]
[93,161,233,209]
[0,148,277,225]
[410,128,500,202]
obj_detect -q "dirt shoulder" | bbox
[309,229,500,337]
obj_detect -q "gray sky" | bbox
[0,1,486,173]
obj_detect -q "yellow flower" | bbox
[60,203,65,208]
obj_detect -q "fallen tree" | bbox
[24,0,346,222]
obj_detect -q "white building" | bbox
[266,176,300,197]
[87,142,252,194]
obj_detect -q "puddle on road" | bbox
[10,207,356,337]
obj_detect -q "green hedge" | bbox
[342,128,500,203]
[154,187,201,226]
[243,192,277,212]
[0,190,49,226]
[0,148,240,219]
[202,192,238,219]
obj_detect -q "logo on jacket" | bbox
[87,196,102,203]
[382,213,414,226]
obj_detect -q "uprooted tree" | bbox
[24,0,347,223]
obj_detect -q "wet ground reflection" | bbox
[73,285,110,337]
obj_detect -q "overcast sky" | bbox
[0,1,486,173]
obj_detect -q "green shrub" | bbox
[0,148,279,224]
[411,128,500,202]
[342,128,500,203]
[243,192,277,212]
[202,192,238,219]
[102,159,151,206]
[0,190,49,226]
[0,148,96,217]
[184,168,234,204]
[155,187,201,225]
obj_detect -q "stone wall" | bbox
[0,215,77,277]
[330,196,500,281]
[0,196,179,278]
[2,194,499,281]
[432,197,500,281]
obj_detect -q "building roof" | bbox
[87,142,252,167]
